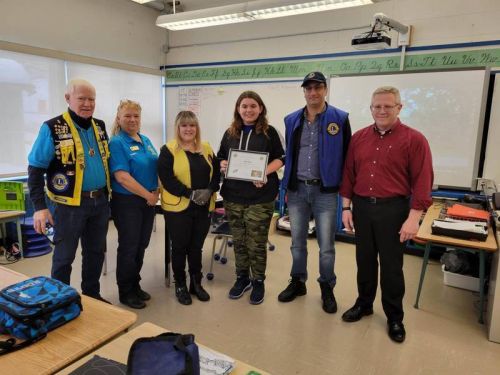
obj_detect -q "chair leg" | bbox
[208,236,217,274]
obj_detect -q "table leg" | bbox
[16,219,23,257]
[0,222,5,245]
[479,250,485,324]
[414,242,431,309]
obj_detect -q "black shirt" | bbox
[217,125,284,204]
[157,145,220,199]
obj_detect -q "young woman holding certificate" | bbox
[158,111,220,305]
[218,91,285,305]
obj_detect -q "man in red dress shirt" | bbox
[339,86,433,343]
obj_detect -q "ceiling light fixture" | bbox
[156,0,380,31]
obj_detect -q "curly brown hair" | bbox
[228,91,269,138]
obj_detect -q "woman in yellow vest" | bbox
[158,111,220,305]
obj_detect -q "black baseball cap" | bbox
[301,71,327,87]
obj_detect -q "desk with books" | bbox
[413,203,498,323]
[59,322,270,375]
[0,266,137,374]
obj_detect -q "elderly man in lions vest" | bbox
[28,79,111,303]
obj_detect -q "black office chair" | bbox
[206,221,232,280]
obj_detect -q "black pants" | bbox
[164,203,211,283]
[111,192,155,298]
[352,196,410,323]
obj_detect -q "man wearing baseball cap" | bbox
[279,71,352,313]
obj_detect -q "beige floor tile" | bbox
[6,217,500,375]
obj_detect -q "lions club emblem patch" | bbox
[52,173,69,192]
[327,123,340,136]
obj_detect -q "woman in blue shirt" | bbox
[109,100,159,309]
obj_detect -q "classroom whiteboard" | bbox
[166,81,306,153]
[329,70,490,189]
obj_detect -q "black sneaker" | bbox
[278,277,307,302]
[250,280,265,305]
[175,285,192,305]
[228,275,252,299]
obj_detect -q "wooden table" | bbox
[0,267,137,374]
[59,322,270,375]
[414,203,498,323]
[0,210,25,256]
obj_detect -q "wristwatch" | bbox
[342,207,351,211]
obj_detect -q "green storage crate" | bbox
[0,181,25,211]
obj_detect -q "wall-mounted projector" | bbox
[351,13,411,51]
[352,31,391,50]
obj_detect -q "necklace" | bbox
[79,128,96,157]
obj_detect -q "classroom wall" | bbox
[165,0,500,65]
[0,0,167,69]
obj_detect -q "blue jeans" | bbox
[52,195,109,296]
[287,183,338,287]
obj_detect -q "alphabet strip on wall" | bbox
[165,47,500,82]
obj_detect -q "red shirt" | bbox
[339,119,433,211]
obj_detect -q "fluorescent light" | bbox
[157,3,250,30]
[156,0,377,31]
[132,0,155,4]
[165,14,252,31]
[248,0,374,20]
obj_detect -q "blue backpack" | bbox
[0,276,82,355]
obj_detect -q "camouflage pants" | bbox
[224,201,274,280]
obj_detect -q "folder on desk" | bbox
[446,204,490,222]
[431,219,488,241]
[69,355,127,374]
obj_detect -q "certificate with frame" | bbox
[226,149,269,182]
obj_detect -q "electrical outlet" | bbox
[476,178,497,193]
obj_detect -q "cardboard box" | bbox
[442,265,480,292]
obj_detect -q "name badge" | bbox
[130,145,140,151]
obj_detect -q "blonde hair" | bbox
[372,86,401,104]
[174,111,202,152]
[112,99,142,136]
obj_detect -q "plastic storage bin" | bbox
[442,265,480,292]
[0,181,25,211]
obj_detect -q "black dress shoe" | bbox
[341,304,373,322]
[120,293,146,309]
[388,321,406,343]
[135,287,151,301]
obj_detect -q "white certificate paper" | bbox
[226,149,269,182]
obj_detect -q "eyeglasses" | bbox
[370,104,400,112]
